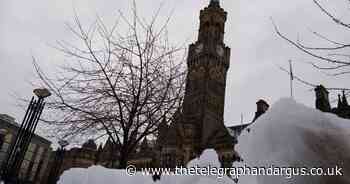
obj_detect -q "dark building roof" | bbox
[103,137,121,151]
[0,114,51,146]
[227,123,251,141]
[82,139,97,150]
[227,123,250,133]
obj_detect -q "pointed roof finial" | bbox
[342,90,348,106]
[337,94,342,108]
[209,0,220,7]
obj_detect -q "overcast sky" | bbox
[1,0,349,139]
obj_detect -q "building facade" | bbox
[0,114,52,184]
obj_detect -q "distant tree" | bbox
[273,0,350,92]
[34,1,186,168]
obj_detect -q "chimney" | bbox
[252,99,269,122]
[314,85,331,112]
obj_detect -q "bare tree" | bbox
[33,1,186,168]
[273,0,350,92]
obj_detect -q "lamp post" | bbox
[1,88,51,183]
[48,140,68,184]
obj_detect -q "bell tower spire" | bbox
[182,1,231,155]
[209,0,220,7]
[198,0,227,45]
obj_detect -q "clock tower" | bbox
[182,0,232,157]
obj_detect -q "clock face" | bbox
[216,45,224,56]
[195,43,203,53]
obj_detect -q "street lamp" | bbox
[33,88,52,99]
[1,88,51,183]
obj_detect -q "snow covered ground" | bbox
[58,98,350,184]
[58,149,233,184]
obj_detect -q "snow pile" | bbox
[59,98,350,184]
[236,98,350,184]
[58,150,233,184]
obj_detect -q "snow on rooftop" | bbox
[236,98,350,183]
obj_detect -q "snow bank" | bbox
[236,98,350,184]
[58,149,233,184]
[59,98,350,184]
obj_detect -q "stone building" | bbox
[0,114,52,184]
[58,139,98,172]
[48,138,123,183]
[152,0,271,169]
[128,138,156,169]
[48,0,270,179]
[48,139,101,182]
[96,138,120,168]
[153,0,235,168]
[315,85,350,119]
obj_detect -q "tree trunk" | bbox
[118,151,128,169]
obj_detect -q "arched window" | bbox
[0,133,5,150]
[0,129,8,151]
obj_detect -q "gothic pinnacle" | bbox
[209,0,220,7]
[338,94,342,108]
[342,90,349,106]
